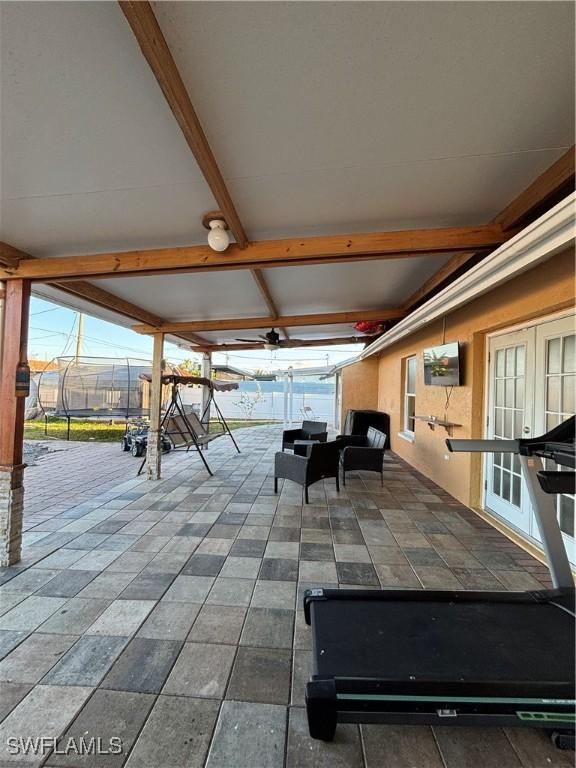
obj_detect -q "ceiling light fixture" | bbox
[202,211,230,252]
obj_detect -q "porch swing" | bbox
[137,374,241,476]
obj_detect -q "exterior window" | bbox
[404,356,417,435]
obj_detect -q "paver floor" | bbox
[0,427,570,768]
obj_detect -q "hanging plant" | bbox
[354,320,384,335]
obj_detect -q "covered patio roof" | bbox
[1,1,574,352]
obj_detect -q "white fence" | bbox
[181,380,336,426]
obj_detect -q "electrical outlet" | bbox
[444,453,450,461]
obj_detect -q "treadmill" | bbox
[304,416,575,748]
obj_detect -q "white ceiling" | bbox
[1,1,574,345]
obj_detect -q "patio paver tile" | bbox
[124,694,220,768]
[100,637,182,693]
[42,635,129,686]
[48,689,155,767]
[227,646,291,705]
[206,700,286,768]
[85,599,155,636]
[137,601,201,641]
[286,706,363,768]
[163,641,235,698]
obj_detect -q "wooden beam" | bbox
[191,336,371,352]
[119,0,248,249]
[55,281,165,327]
[0,243,27,269]
[249,269,289,340]
[1,242,211,347]
[133,308,405,335]
[0,224,507,282]
[0,280,31,469]
[495,146,575,232]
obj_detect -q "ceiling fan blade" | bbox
[235,338,259,343]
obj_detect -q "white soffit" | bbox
[262,256,452,315]
[156,1,574,237]
[92,271,266,322]
[2,1,574,256]
[0,1,214,256]
[361,194,576,358]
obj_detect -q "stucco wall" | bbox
[340,357,379,425]
[348,247,575,506]
[379,247,574,505]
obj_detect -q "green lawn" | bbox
[24,417,275,442]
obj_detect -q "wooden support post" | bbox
[146,333,164,481]
[0,279,31,565]
[201,352,211,428]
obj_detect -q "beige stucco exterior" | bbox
[340,357,379,418]
[341,247,575,509]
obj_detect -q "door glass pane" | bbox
[504,410,512,438]
[496,349,505,377]
[516,346,525,376]
[515,379,524,409]
[560,496,575,538]
[563,375,575,413]
[502,452,511,471]
[547,338,561,374]
[495,408,503,436]
[496,380,505,407]
[514,411,523,439]
[512,476,521,507]
[505,379,514,407]
[505,348,515,376]
[502,471,511,501]
[563,334,575,374]
[547,412,560,430]
[493,467,501,495]
[547,376,561,412]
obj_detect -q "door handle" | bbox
[523,426,530,434]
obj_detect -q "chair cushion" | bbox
[366,427,386,450]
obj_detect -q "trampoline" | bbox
[37,356,171,439]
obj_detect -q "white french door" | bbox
[485,314,575,564]
[533,316,575,563]
[485,328,535,531]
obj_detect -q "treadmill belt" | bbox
[312,598,574,683]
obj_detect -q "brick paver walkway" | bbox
[0,427,570,768]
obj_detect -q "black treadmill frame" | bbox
[303,416,576,745]
[304,587,576,741]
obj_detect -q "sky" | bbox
[28,296,363,373]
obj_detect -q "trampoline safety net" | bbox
[38,356,169,419]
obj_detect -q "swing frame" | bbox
[137,374,241,476]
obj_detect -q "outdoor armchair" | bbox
[274,440,340,503]
[338,427,387,485]
[282,420,328,451]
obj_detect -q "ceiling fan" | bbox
[235,328,295,350]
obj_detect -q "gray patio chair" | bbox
[338,426,387,486]
[282,420,328,451]
[274,440,340,503]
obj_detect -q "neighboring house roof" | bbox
[211,364,254,380]
[29,359,58,373]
